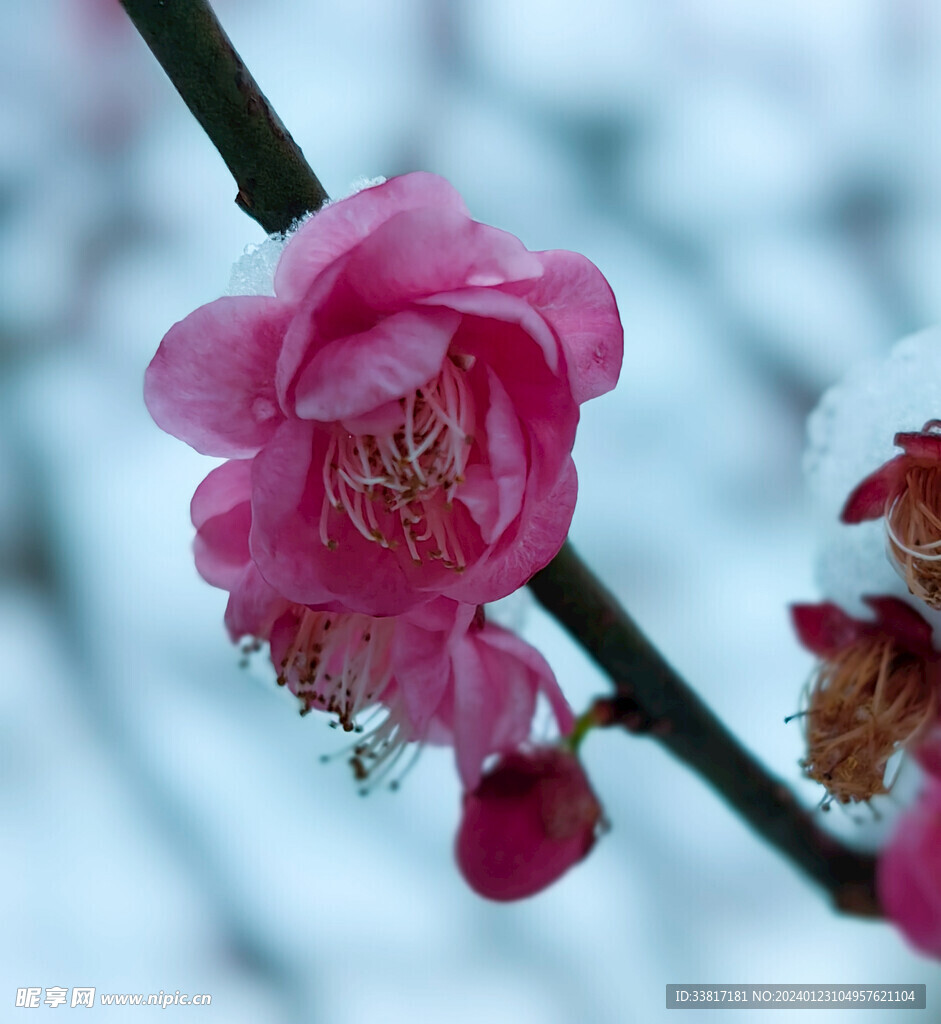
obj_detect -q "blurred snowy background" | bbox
[2,0,941,1020]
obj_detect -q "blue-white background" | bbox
[2,1,940,1020]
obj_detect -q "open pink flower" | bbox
[790,597,940,803]
[841,421,941,609]
[455,746,603,901]
[147,172,623,615]
[877,743,941,959]
[193,459,573,790]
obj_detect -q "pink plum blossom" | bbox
[147,172,623,616]
[193,458,574,790]
[455,746,603,900]
[877,743,941,959]
[841,421,941,609]
[790,597,940,803]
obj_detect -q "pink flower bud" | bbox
[455,747,603,901]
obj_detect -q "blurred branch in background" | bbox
[118,0,881,918]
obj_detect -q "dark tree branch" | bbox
[120,0,328,233]
[529,542,880,917]
[119,1,881,918]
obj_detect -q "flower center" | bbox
[319,357,475,569]
[275,607,420,792]
[276,608,396,732]
[801,636,936,804]
[886,464,941,609]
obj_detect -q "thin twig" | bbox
[120,0,328,233]
[119,0,881,917]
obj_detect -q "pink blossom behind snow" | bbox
[841,425,941,524]
[841,422,941,610]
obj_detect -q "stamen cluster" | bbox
[801,634,934,803]
[274,608,396,727]
[791,598,940,805]
[319,357,474,569]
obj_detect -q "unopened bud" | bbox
[455,747,603,901]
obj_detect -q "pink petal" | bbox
[792,598,937,660]
[446,459,577,606]
[275,256,351,409]
[193,503,252,591]
[407,596,478,637]
[223,564,286,640]
[390,608,461,736]
[896,432,941,461]
[191,459,253,530]
[455,370,526,544]
[248,420,340,606]
[450,466,499,540]
[475,625,575,737]
[293,308,460,421]
[863,596,936,658]
[339,398,411,436]
[418,287,561,376]
[144,297,291,457]
[473,637,539,754]
[877,791,941,958]
[455,313,579,491]
[840,455,908,523]
[451,634,498,790]
[339,207,543,311]
[790,602,863,657]
[450,621,571,790]
[522,249,623,404]
[274,173,470,303]
[191,461,254,590]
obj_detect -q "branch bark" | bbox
[119,0,881,917]
[120,0,328,234]
[529,542,880,917]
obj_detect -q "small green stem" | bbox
[566,706,600,754]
